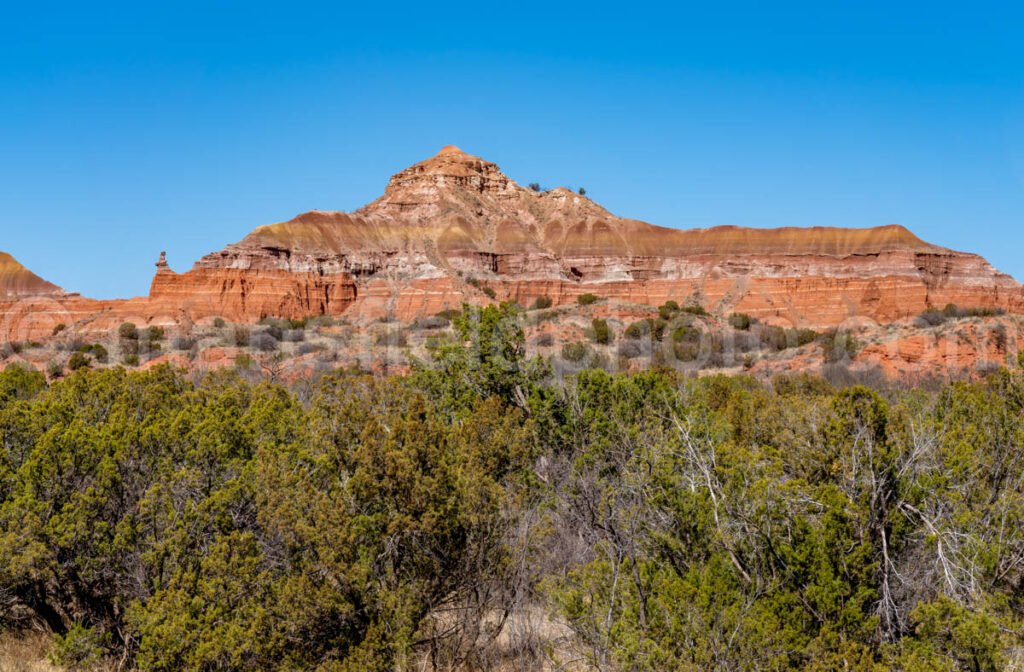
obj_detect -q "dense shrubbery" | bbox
[917,303,1006,327]
[2,304,1024,670]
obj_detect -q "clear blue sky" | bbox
[3,1,1024,298]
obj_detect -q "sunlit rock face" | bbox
[150,145,1024,326]
[3,145,1023,343]
[0,252,62,298]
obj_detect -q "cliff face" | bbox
[148,145,1024,327]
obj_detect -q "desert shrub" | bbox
[171,337,196,351]
[528,182,541,192]
[729,313,753,330]
[121,340,140,357]
[759,325,789,351]
[436,309,462,321]
[283,329,305,343]
[118,322,138,340]
[673,341,700,362]
[50,623,110,670]
[89,344,109,363]
[561,342,590,363]
[234,353,254,369]
[122,354,139,367]
[146,326,165,342]
[296,342,326,356]
[230,327,250,347]
[917,303,1005,327]
[681,303,709,316]
[671,324,701,343]
[414,316,450,330]
[288,318,308,330]
[374,330,408,347]
[46,360,64,377]
[658,300,680,320]
[67,352,91,371]
[772,372,835,396]
[213,317,226,328]
[822,330,860,362]
[531,296,553,310]
[793,328,819,346]
[534,333,555,347]
[589,318,613,345]
[617,340,644,359]
[251,332,279,352]
[482,286,497,299]
[916,309,949,327]
[625,318,667,341]
[52,323,67,336]
[576,293,600,306]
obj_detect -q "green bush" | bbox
[917,303,1005,327]
[729,313,753,330]
[436,308,462,321]
[822,330,860,362]
[673,341,700,362]
[561,342,590,363]
[6,339,1024,671]
[374,330,408,347]
[576,293,600,306]
[658,300,680,320]
[67,352,91,371]
[625,318,667,341]
[589,318,613,345]
[118,322,138,340]
[52,323,67,336]
[50,623,110,669]
[531,296,553,310]
[672,324,701,343]
[146,326,165,341]
[534,333,555,347]
[213,317,226,329]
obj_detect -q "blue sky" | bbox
[3,1,1024,298]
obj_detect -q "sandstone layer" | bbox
[3,146,1024,344]
[146,145,1024,327]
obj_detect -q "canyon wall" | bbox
[3,145,1023,342]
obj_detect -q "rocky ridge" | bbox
[146,145,1024,327]
[2,146,1024,382]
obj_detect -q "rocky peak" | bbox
[357,145,521,218]
[356,145,614,224]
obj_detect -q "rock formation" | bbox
[0,252,62,298]
[148,145,1024,327]
[3,145,1024,345]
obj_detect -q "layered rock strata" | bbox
[148,145,1024,327]
[3,145,1023,342]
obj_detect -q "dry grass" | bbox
[0,631,60,672]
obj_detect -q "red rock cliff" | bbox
[147,145,1024,327]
